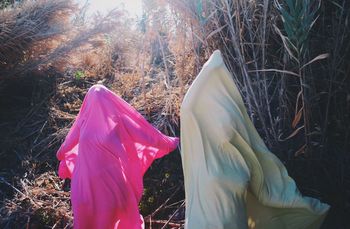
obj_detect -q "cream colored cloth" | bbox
[180,50,330,229]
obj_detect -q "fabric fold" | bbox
[56,84,179,229]
[180,50,329,229]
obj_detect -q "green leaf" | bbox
[285,0,296,15]
[280,7,294,23]
[295,0,303,16]
[74,70,85,80]
[284,19,296,41]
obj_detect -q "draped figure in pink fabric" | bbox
[56,84,179,229]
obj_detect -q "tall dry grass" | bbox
[0,0,124,79]
[0,0,349,227]
[0,0,75,78]
[167,0,349,155]
[165,0,350,227]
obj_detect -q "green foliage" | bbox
[275,0,321,57]
[74,70,85,80]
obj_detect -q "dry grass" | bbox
[0,0,349,228]
[166,1,350,227]
[0,172,72,228]
[0,0,75,78]
[0,0,124,79]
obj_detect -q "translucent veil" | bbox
[56,84,178,229]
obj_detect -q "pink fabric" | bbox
[56,84,179,229]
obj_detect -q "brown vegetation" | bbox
[0,0,349,228]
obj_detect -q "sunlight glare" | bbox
[78,0,143,17]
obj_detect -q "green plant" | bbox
[274,0,328,154]
[74,70,85,80]
[275,0,321,58]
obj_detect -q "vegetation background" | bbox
[0,0,349,228]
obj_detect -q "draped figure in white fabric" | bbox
[180,50,329,229]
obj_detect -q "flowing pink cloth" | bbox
[56,84,179,229]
